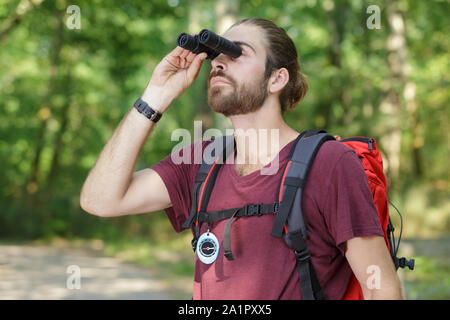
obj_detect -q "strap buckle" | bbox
[273,202,280,213]
[245,204,262,216]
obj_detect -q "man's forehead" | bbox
[223,24,264,52]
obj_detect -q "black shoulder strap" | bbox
[181,136,235,239]
[272,130,335,300]
[271,130,335,239]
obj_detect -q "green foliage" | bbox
[401,256,450,299]
[0,0,448,300]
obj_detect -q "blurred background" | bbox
[0,0,448,299]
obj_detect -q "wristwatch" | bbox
[133,98,163,123]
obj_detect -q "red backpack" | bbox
[338,135,414,298]
[182,130,414,299]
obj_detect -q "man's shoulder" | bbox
[308,139,358,176]
[299,138,355,164]
[317,140,355,159]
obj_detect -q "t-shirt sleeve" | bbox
[149,140,209,233]
[322,150,385,254]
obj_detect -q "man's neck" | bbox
[228,101,299,167]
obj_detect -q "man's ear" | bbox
[268,68,289,94]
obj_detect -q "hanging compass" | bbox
[196,231,220,264]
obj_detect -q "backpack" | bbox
[182,130,414,300]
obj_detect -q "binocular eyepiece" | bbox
[177,29,242,60]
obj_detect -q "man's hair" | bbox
[229,18,308,113]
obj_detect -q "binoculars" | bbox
[176,29,242,60]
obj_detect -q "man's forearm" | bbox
[80,106,157,214]
[80,45,206,215]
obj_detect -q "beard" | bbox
[207,70,269,117]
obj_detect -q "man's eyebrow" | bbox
[233,41,256,53]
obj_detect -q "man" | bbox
[80,18,403,300]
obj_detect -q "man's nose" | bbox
[210,53,229,72]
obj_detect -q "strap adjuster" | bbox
[273,202,280,213]
[245,204,262,216]
[294,249,311,262]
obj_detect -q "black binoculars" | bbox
[176,29,242,60]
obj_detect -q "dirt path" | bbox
[1,237,448,300]
[0,244,172,299]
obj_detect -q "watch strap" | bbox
[133,98,162,123]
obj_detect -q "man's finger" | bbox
[167,46,193,61]
[179,47,190,60]
[185,51,197,64]
[169,46,185,57]
[186,53,207,82]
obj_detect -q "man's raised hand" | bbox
[141,45,207,113]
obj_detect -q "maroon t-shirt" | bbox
[150,137,384,300]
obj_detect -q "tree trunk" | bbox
[380,0,420,189]
[323,0,350,130]
[44,71,73,198]
[27,6,64,209]
[405,82,423,178]
[361,0,375,123]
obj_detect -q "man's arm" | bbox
[345,235,403,299]
[79,107,168,217]
[80,46,207,217]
